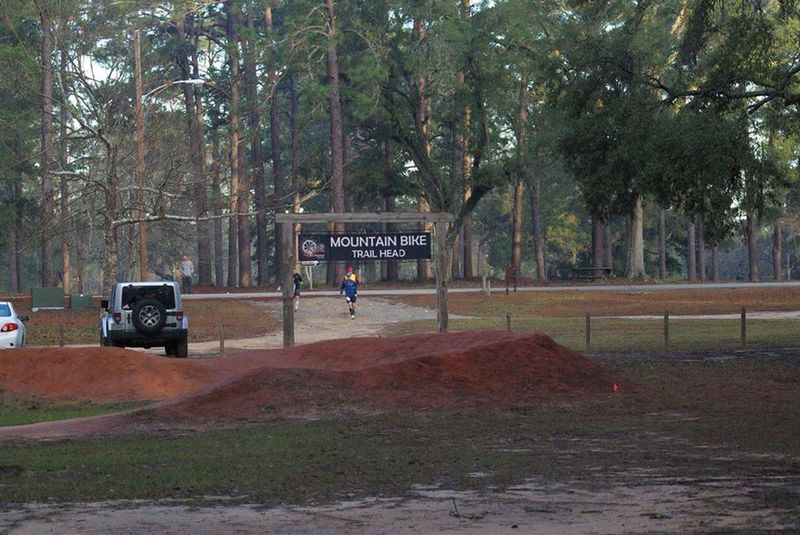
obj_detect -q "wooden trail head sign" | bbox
[299,232,432,262]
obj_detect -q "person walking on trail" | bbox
[340,266,359,319]
[292,272,303,312]
[180,255,194,294]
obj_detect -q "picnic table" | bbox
[570,267,613,280]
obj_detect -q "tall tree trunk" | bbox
[226,157,238,287]
[413,16,433,281]
[603,221,613,273]
[325,0,346,286]
[624,196,646,279]
[267,1,286,283]
[459,0,475,280]
[697,218,706,281]
[449,61,465,277]
[211,129,225,287]
[462,196,475,278]
[711,243,720,281]
[134,29,148,281]
[243,1,266,285]
[380,196,389,281]
[74,221,84,293]
[658,208,667,279]
[417,198,433,280]
[238,126,252,287]
[192,48,211,287]
[226,1,242,287]
[451,233,463,279]
[591,215,604,269]
[510,76,528,279]
[510,176,524,278]
[449,119,462,279]
[622,214,630,271]
[343,131,353,212]
[6,246,16,293]
[529,177,546,280]
[450,230,463,279]
[773,221,783,281]
[236,30,251,287]
[383,140,400,282]
[289,73,302,276]
[101,145,120,295]
[745,211,760,282]
[686,221,697,281]
[59,49,71,296]
[435,225,454,332]
[9,180,20,292]
[176,15,211,286]
[384,198,401,281]
[37,1,56,287]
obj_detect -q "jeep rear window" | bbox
[0,304,10,317]
[121,286,176,309]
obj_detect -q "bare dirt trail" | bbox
[188,296,451,354]
[3,477,793,534]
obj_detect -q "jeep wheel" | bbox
[131,299,167,335]
[174,340,188,358]
[165,342,176,356]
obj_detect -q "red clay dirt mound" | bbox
[150,331,621,421]
[0,332,623,440]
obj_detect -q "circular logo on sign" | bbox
[302,239,320,256]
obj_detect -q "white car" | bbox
[0,301,27,349]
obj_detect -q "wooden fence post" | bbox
[281,222,296,347]
[219,321,225,355]
[664,311,669,348]
[740,307,746,347]
[585,312,591,351]
[59,324,64,347]
[506,313,511,332]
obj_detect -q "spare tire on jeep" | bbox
[132,298,167,335]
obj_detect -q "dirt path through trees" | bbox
[188,297,451,354]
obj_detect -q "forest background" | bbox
[2,0,800,295]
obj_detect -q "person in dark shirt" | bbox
[292,272,303,312]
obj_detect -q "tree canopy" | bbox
[1,0,800,292]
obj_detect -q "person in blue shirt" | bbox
[340,266,359,319]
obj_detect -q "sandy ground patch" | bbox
[189,296,461,354]
[3,475,795,534]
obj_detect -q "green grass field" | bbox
[390,287,800,351]
[0,398,143,427]
[2,355,799,505]
[2,287,799,516]
[385,314,799,352]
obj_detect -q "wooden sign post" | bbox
[275,212,454,347]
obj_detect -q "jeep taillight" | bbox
[1,323,18,333]
[113,312,121,323]
[176,311,183,321]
